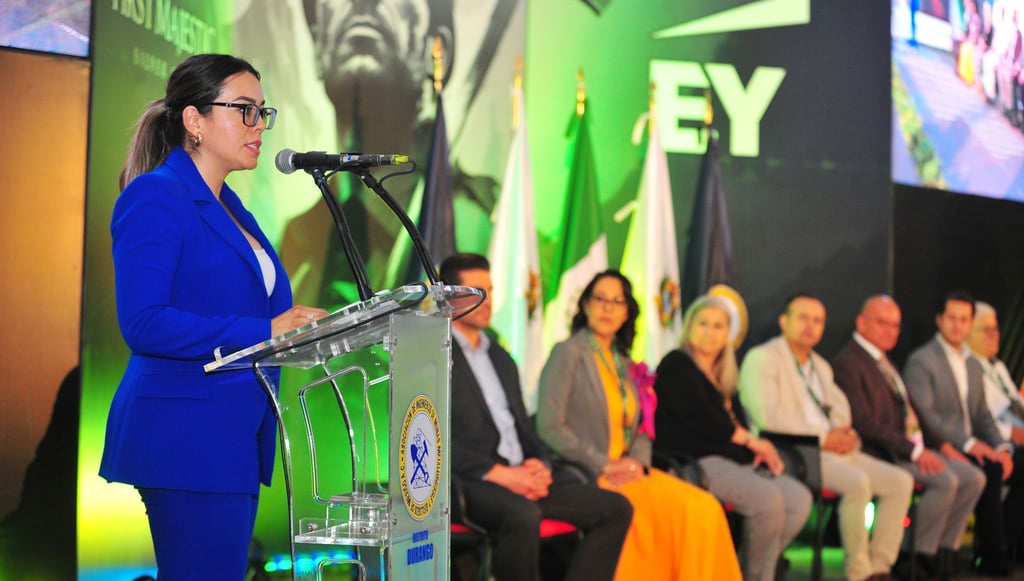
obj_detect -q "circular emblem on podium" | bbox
[399,395,442,521]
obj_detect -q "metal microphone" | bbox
[275,149,410,174]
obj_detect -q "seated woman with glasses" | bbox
[536,270,741,580]
[99,53,325,579]
[653,295,812,581]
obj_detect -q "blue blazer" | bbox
[99,147,292,494]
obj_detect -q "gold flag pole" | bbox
[433,36,445,95]
[513,55,524,130]
[648,82,657,134]
[576,67,586,117]
[703,88,716,142]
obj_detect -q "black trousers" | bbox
[973,447,1024,565]
[457,471,632,581]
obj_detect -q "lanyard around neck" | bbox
[876,358,911,418]
[588,332,633,446]
[793,353,831,420]
[984,361,1013,397]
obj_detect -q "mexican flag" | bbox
[543,102,607,352]
[620,117,682,367]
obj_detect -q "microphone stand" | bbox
[353,169,441,285]
[308,167,375,301]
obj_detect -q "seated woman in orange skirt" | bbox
[536,270,741,580]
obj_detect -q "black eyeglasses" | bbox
[590,295,628,310]
[204,102,277,129]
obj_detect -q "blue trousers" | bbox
[139,487,259,580]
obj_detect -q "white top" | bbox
[254,248,276,297]
[937,333,975,452]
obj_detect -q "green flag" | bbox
[543,102,607,350]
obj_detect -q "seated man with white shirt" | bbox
[739,293,913,581]
[970,301,1024,445]
[904,290,1021,576]
[967,300,1024,566]
[441,253,631,581]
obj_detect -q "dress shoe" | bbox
[893,551,939,581]
[914,552,941,579]
[935,547,957,580]
[892,553,919,581]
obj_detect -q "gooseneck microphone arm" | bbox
[309,168,375,301]
[353,169,441,285]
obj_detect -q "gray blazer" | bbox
[536,330,651,479]
[903,337,1006,450]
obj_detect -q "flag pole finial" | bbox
[433,35,445,94]
[576,68,586,117]
[701,88,715,143]
[703,88,714,126]
[648,82,657,133]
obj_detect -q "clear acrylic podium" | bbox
[205,283,485,580]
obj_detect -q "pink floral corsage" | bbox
[628,361,658,440]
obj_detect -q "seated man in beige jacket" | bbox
[739,294,913,581]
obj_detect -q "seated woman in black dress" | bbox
[653,294,812,581]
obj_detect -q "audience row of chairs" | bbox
[451,432,938,581]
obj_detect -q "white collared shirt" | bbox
[937,333,976,452]
[453,328,525,467]
[974,355,1024,441]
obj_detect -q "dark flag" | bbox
[681,131,736,309]
[408,93,456,283]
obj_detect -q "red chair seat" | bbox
[451,523,476,534]
[451,519,577,538]
[451,518,578,581]
[539,519,577,537]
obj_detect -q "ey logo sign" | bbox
[651,0,810,157]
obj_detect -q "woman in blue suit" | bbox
[99,54,327,579]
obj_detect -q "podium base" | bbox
[297,493,389,546]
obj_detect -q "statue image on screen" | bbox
[234,0,523,310]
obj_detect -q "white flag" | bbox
[488,86,546,413]
[620,118,682,367]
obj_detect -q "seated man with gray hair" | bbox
[967,300,1024,564]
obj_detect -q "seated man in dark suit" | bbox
[832,295,984,578]
[441,253,631,581]
[904,290,1022,576]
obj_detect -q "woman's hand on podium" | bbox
[272,305,329,337]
